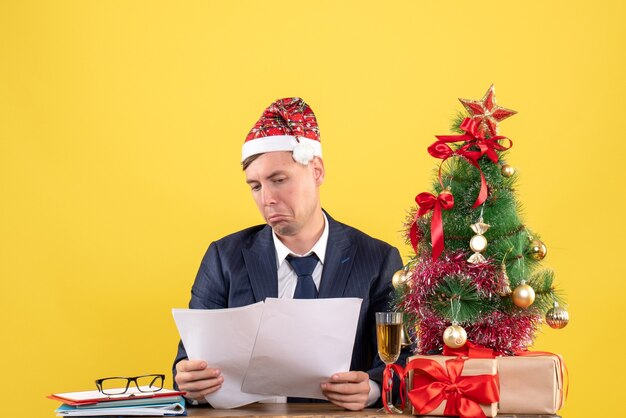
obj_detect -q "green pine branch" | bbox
[430,276,495,323]
[527,269,564,313]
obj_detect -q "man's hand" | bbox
[174,360,223,403]
[321,371,370,411]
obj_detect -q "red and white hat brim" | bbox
[241,135,322,163]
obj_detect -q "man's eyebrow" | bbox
[266,171,287,180]
[246,170,287,184]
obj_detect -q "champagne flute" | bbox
[376,312,403,414]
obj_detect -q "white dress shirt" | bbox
[273,213,329,298]
[261,213,380,406]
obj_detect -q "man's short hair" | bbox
[241,153,263,170]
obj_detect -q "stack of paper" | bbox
[172,297,363,409]
[49,388,186,416]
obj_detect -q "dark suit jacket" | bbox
[173,212,403,401]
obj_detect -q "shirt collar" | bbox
[273,212,329,267]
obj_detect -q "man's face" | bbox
[245,151,324,237]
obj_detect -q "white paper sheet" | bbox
[172,303,269,409]
[241,298,362,399]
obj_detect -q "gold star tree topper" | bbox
[459,84,517,137]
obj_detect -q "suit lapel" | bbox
[242,226,278,302]
[318,214,356,298]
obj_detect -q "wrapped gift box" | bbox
[497,354,565,414]
[406,355,498,417]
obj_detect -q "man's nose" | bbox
[261,186,277,205]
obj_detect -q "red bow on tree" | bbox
[435,118,512,163]
[427,118,513,208]
[410,190,454,260]
[407,357,499,418]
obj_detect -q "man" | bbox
[173,97,403,410]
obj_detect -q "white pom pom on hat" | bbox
[292,141,316,165]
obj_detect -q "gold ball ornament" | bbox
[512,281,536,308]
[391,270,404,288]
[501,164,516,177]
[391,269,410,289]
[546,303,570,329]
[443,324,467,348]
[528,239,547,261]
[500,164,515,177]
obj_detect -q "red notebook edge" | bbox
[47,390,186,406]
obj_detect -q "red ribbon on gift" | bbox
[428,118,512,208]
[410,190,454,260]
[382,363,406,413]
[443,341,497,359]
[406,357,499,418]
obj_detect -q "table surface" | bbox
[186,403,561,418]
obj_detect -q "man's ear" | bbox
[311,156,325,186]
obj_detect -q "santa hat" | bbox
[242,97,322,165]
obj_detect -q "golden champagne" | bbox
[376,322,402,364]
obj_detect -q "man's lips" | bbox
[267,214,289,223]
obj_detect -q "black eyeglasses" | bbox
[95,374,164,395]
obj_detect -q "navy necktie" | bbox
[286,254,319,299]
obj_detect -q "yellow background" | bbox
[1,1,624,417]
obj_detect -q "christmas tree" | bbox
[395,85,569,355]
